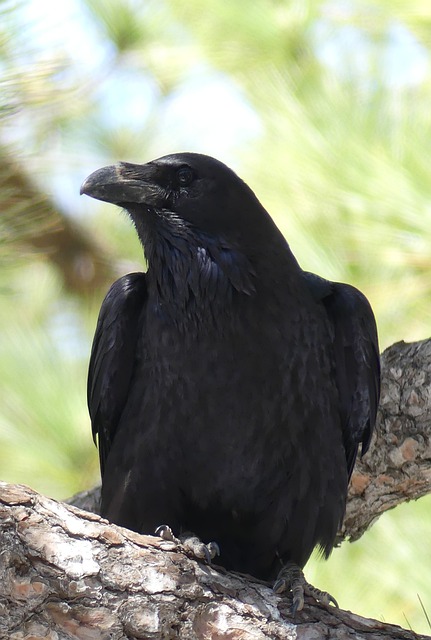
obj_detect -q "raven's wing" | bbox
[303,272,381,478]
[88,272,147,476]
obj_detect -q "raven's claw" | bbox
[273,563,338,615]
[155,524,178,542]
[181,535,220,563]
[155,525,220,564]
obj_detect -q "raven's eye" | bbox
[176,166,195,186]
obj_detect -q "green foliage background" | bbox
[1,0,430,632]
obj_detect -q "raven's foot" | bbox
[273,563,338,615]
[155,525,220,564]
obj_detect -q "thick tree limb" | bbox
[1,338,431,639]
[341,338,431,543]
[0,482,428,640]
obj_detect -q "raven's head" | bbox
[81,153,296,311]
[81,153,286,252]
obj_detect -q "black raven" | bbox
[81,153,380,611]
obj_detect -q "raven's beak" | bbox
[80,162,160,205]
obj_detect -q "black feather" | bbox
[82,153,380,578]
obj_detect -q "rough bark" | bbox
[0,483,429,640]
[340,338,431,543]
[1,338,431,639]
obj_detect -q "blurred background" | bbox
[1,0,430,632]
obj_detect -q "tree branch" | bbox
[341,338,431,543]
[1,482,428,640]
[1,338,431,639]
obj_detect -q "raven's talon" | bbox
[180,534,220,564]
[273,563,305,614]
[207,541,220,559]
[273,563,337,615]
[304,583,339,608]
[273,577,286,594]
[155,527,220,564]
[154,524,179,543]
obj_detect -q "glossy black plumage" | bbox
[82,153,380,580]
